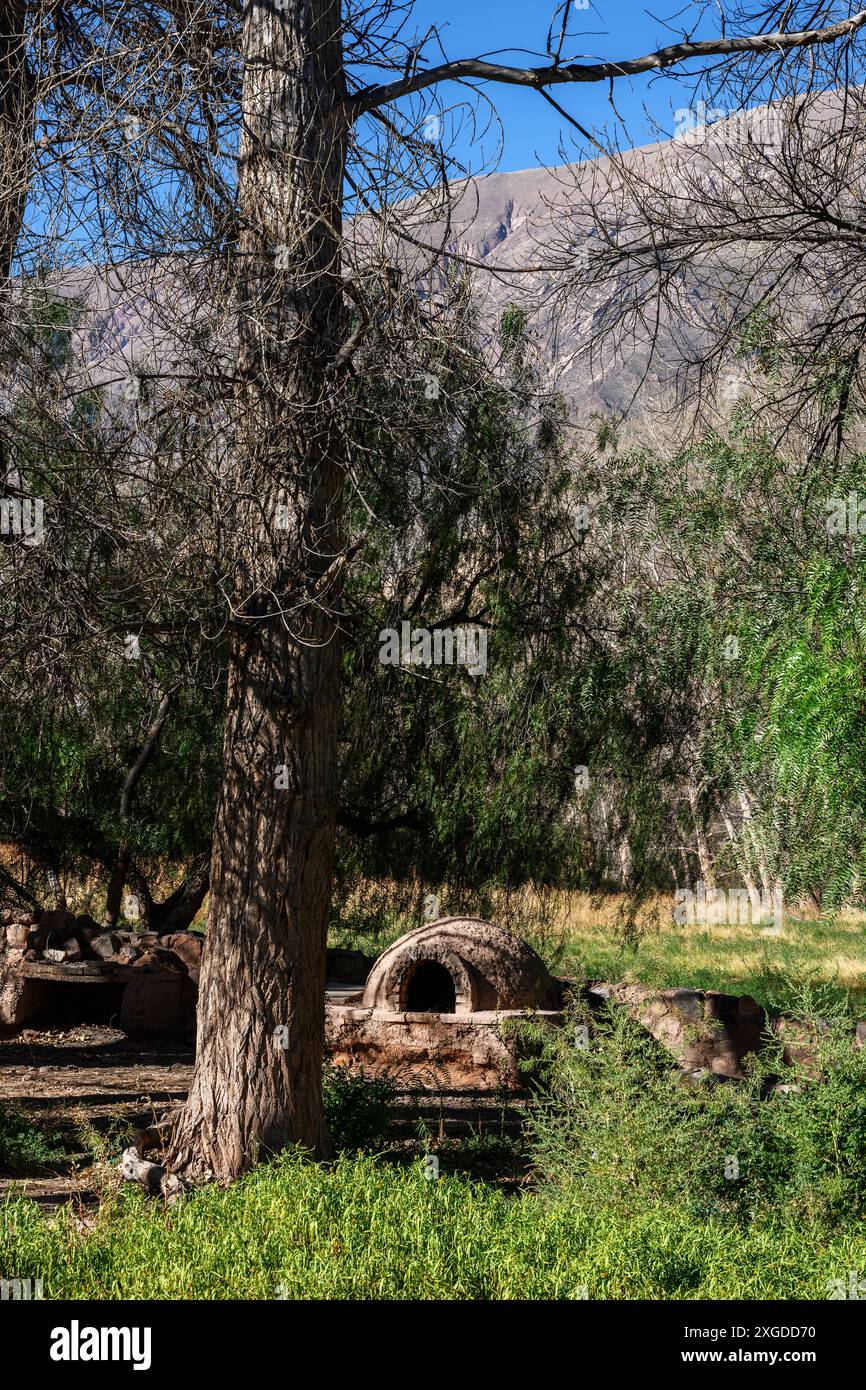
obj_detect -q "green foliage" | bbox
[575,425,866,907]
[334,304,589,918]
[3,1144,865,1299]
[0,281,225,906]
[0,1106,67,1173]
[528,992,866,1227]
[322,1064,396,1153]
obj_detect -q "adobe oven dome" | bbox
[361,917,561,1015]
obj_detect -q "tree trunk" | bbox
[167,0,347,1183]
[0,1,31,285]
[104,691,172,927]
[687,778,716,889]
[736,785,776,893]
[718,799,763,920]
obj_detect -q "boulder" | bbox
[5,923,30,950]
[115,943,142,964]
[88,932,122,961]
[132,948,181,971]
[1,909,37,927]
[40,908,77,947]
[163,931,204,980]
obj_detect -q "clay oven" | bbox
[326,917,562,1089]
[361,917,561,1015]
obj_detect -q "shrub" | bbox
[526,993,866,1226]
[0,1105,67,1173]
[322,1064,396,1152]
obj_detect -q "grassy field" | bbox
[530,894,866,1015]
[3,1149,865,1300]
[332,886,866,1015]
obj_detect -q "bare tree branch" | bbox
[351,8,866,114]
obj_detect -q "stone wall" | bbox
[0,909,202,1034]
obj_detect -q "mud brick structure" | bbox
[325,917,563,1089]
[0,910,201,1036]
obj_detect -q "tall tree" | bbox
[167,1,866,1181]
[5,0,864,1182]
[0,1,31,283]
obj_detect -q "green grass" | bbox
[521,895,866,1014]
[2,1149,864,1300]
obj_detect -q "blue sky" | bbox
[397,0,712,172]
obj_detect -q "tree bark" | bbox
[0,1,31,285]
[167,0,347,1182]
[104,691,172,928]
[687,777,716,890]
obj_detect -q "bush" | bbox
[322,1064,396,1152]
[526,992,866,1226]
[0,1105,67,1173]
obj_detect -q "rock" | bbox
[164,932,204,980]
[1,909,37,927]
[669,988,704,1020]
[115,943,142,964]
[152,945,184,978]
[89,932,122,961]
[677,1067,714,1088]
[856,1021,866,1050]
[134,947,184,973]
[119,1146,165,1196]
[5,923,30,950]
[132,949,166,970]
[39,908,77,946]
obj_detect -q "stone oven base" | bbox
[1,961,193,1036]
[326,1003,563,1090]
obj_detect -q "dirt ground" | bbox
[0,1025,528,1207]
[0,1025,193,1205]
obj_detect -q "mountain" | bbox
[44,92,845,437]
